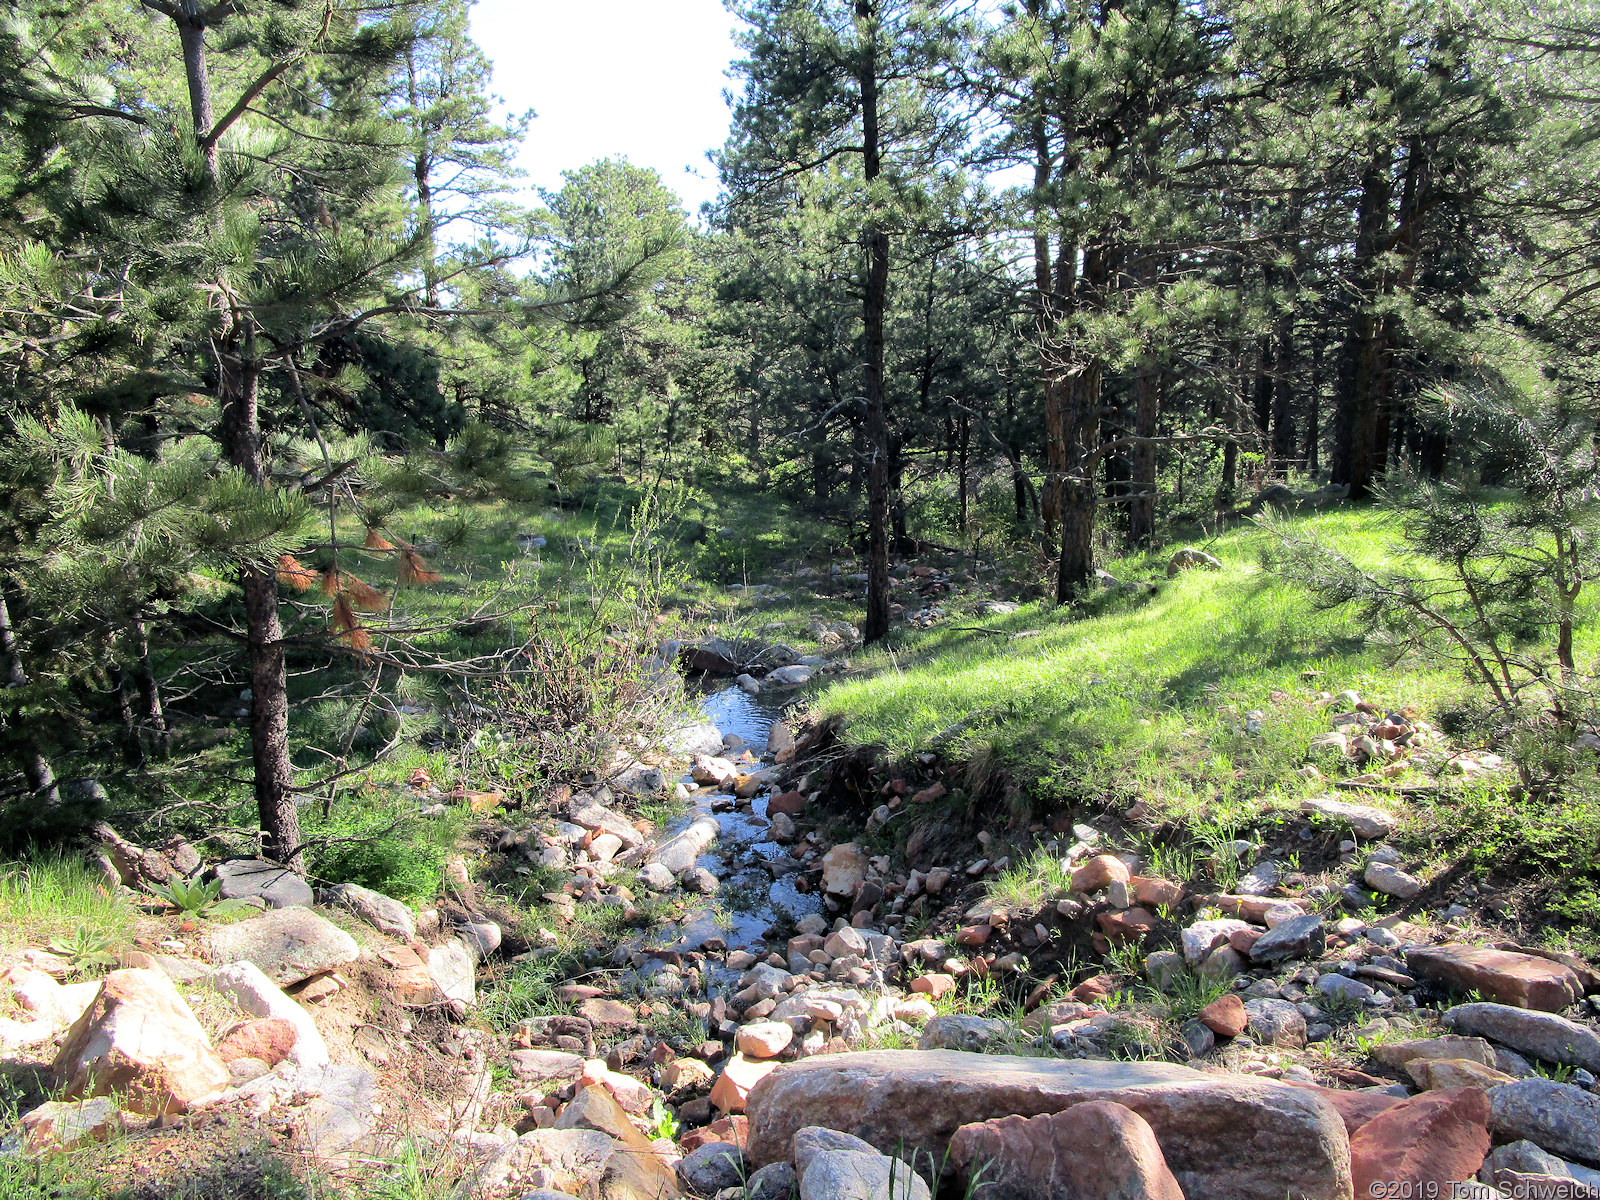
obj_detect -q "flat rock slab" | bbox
[214,859,312,909]
[949,1100,1184,1200]
[1406,945,1582,1011]
[744,1050,1351,1200]
[207,907,360,987]
[323,883,415,941]
[1443,1003,1600,1072]
[649,818,719,876]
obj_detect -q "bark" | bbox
[1305,338,1322,474]
[1272,311,1296,474]
[1331,149,1394,500]
[0,585,62,809]
[956,410,970,535]
[1057,359,1102,601]
[1127,362,1160,548]
[857,0,892,644]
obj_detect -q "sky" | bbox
[467,0,746,219]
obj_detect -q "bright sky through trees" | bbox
[468,0,742,216]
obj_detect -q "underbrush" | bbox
[0,853,134,957]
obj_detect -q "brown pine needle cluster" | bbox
[275,554,319,592]
[399,548,442,585]
[330,595,372,651]
[363,529,395,551]
[320,568,388,611]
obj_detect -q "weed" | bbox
[0,853,133,955]
[645,1097,680,1141]
[46,929,119,977]
[150,877,256,920]
[1533,1061,1576,1084]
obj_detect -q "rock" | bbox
[767,721,797,757]
[1480,1141,1600,1192]
[1280,1083,1404,1136]
[323,882,415,940]
[710,1053,779,1115]
[683,867,719,895]
[213,858,313,908]
[1301,796,1397,840]
[911,973,955,1000]
[1198,994,1248,1038]
[18,1097,122,1151]
[204,960,329,1069]
[578,997,636,1030]
[639,862,677,891]
[7,968,100,1034]
[510,1049,584,1084]
[766,665,813,686]
[378,944,439,1007]
[1314,974,1375,1004]
[745,1050,1352,1200]
[1364,860,1423,900]
[1488,1078,1600,1165]
[1349,1088,1492,1199]
[1407,1058,1516,1090]
[820,843,869,897]
[677,1141,746,1196]
[1407,946,1583,1012]
[1097,907,1158,944]
[1235,860,1281,896]
[554,1083,684,1197]
[1248,914,1326,965]
[692,755,740,786]
[668,721,725,757]
[1443,1003,1600,1071]
[746,1161,798,1200]
[571,799,648,847]
[1181,1022,1215,1058]
[1166,548,1222,576]
[427,939,477,1006]
[1145,950,1188,993]
[650,818,721,875]
[916,1015,1012,1052]
[662,1059,715,1091]
[737,1021,794,1060]
[947,1099,1185,1200]
[768,790,807,817]
[214,1017,296,1067]
[1198,947,1245,984]
[1243,999,1307,1049]
[1373,1035,1498,1069]
[206,906,360,987]
[53,969,229,1115]
[453,1128,615,1200]
[793,1125,929,1200]
[1071,854,1131,893]
[1181,920,1252,968]
[457,919,502,962]
[295,1062,378,1156]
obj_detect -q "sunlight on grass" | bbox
[0,852,135,955]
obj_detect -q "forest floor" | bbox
[4,484,1600,1199]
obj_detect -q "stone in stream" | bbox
[1443,1003,1600,1072]
[666,720,724,757]
[743,1050,1353,1200]
[649,817,720,876]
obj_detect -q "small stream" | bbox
[640,684,821,980]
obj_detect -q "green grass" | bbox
[0,853,135,957]
[813,510,1506,821]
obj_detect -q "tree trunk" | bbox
[1272,311,1296,474]
[1331,149,1393,500]
[0,585,62,809]
[1127,360,1159,547]
[956,410,970,535]
[857,0,891,644]
[1057,361,1101,601]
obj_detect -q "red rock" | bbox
[709,1054,777,1115]
[556,983,606,1003]
[214,1017,296,1067]
[1197,994,1247,1038]
[1405,945,1582,1012]
[911,782,948,804]
[1132,877,1185,908]
[949,1100,1185,1200]
[1281,1081,1405,1136]
[1071,855,1131,893]
[577,997,636,1029]
[1096,907,1157,944]
[1206,894,1311,923]
[912,973,956,999]
[378,945,437,1006]
[956,924,992,947]
[1068,974,1115,1003]
[767,791,807,817]
[1228,928,1263,954]
[1349,1088,1491,1199]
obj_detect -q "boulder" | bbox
[1300,796,1397,840]
[214,1017,296,1067]
[1279,1083,1403,1137]
[744,1050,1352,1200]
[571,801,647,848]
[1407,1058,1516,1091]
[53,969,229,1115]
[1365,860,1423,899]
[205,960,329,1069]
[18,1097,122,1151]
[452,1128,615,1200]
[820,843,869,896]
[1443,1003,1600,1072]
[323,883,415,941]
[746,1161,799,1200]
[554,1083,683,1197]
[213,858,312,909]
[1488,1079,1600,1166]
[649,818,720,876]
[1243,998,1307,1049]
[206,906,360,987]
[667,721,725,757]
[427,939,477,1007]
[947,1100,1185,1200]
[1248,914,1326,965]
[677,1141,746,1196]
[1167,549,1222,576]
[1406,946,1583,1012]
[710,1053,778,1115]
[737,1021,794,1060]
[793,1125,929,1200]
[1373,1035,1497,1071]
[1349,1088,1491,1199]
[295,1062,377,1156]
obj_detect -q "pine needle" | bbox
[364,529,395,552]
[399,549,442,585]
[321,568,389,611]
[330,595,372,651]
[276,554,318,592]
